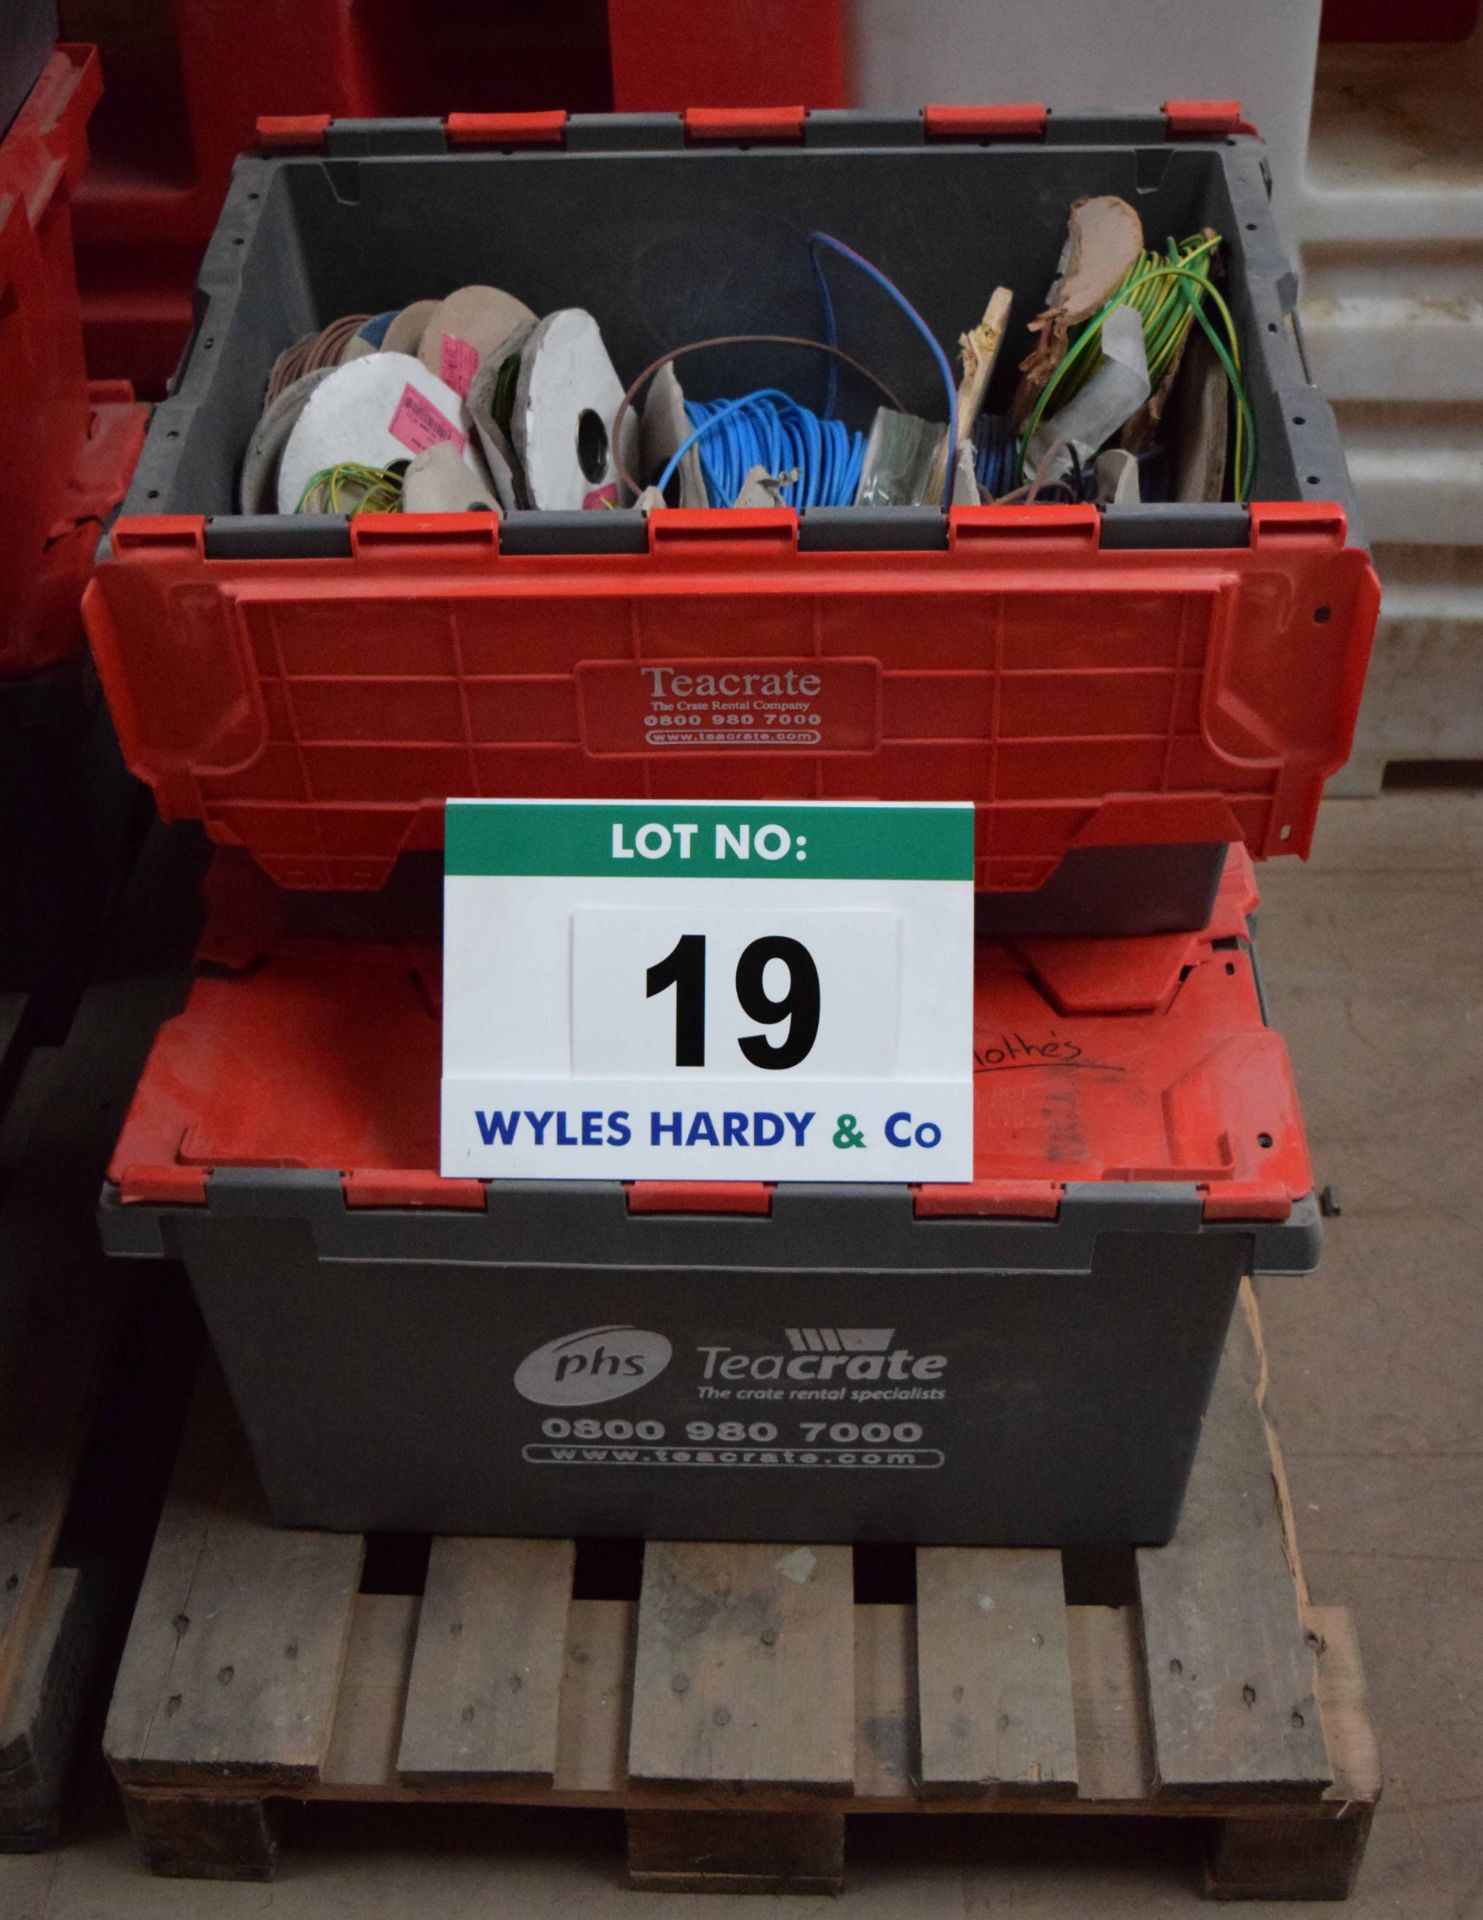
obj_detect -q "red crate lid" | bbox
[89,504,1378,894]
[109,848,1310,1221]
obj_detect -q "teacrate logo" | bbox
[514,1325,673,1406]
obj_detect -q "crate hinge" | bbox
[626,1182,774,1216]
[914,1179,1062,1220]
[111,516,207,560]
[1248,502,1348,551]
[256,114,332,151]
[446,111,567,148]
[647,507,798,557]
[117,1165,209,1206]
[949,505,1101,552]
[349,514,501,559]
[683,106,806,143]
[1164,99,1259,139]
[924,103,1046,140]
[341,1171,487,1210]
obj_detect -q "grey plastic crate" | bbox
[103,1177,1318,1547]
[100,854,1321,1548]
[125,109,1360,540]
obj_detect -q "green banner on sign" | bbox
[446,801,975,883]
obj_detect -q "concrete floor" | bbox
[1,788,1479,1919]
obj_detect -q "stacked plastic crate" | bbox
[0,42,147,995]
[1293,5,1483,788]
[87,108,1378,1546]
[62,0,824,396]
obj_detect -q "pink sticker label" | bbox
[582,483,619,511]
[389,383,467,457]
[439,331,480,399]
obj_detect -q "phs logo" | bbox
[514,1325,672,1407]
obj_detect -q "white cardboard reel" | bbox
[276,353,477,514]
[418,286,537,400]
[513,310,637,510]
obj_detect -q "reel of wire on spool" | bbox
[512,310,636,509]
[661,390,866,509]
[275,353,477,515]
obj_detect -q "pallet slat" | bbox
[105,1369,363,1786]
[0,1570,97,1849]
[1137,1313,1332,1802]
[915,1546,1077,1797]
[397,1537,574,1784]
[627,1542,855,1792]
[556,1598,634,1794]
[0,1380,90,1737]
[1066,1603,1152,1802]
[0,824,205,1844]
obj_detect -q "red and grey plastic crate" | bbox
[1,44,147,990]
[84,106,1378,913]
[102,849,1320,1546]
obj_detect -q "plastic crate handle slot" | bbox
[88,539,272,787]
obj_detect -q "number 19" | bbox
[646,934,820,1070]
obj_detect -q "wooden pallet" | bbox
[0,827,202,1849]
[103,1286,1380,1899]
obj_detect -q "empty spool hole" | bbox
[1314,604,1331,623]
[576,409,609,484]
[1258,1132,1273,1149]
[1292,415,1306,426]
[1306,474,1321,486]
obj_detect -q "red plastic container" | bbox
[607,0,845,111]
[62,0,612,393]
[0,44,144,676]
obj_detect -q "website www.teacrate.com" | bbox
[522,1442,945,1469]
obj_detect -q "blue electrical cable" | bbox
[653,235,960,511]
[974,411,1173,502]
[658,389,865,509]
[974,413,1021,497]
[808,232,959,512]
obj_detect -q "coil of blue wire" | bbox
[653,231,960,512]
[662,388,865,509]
